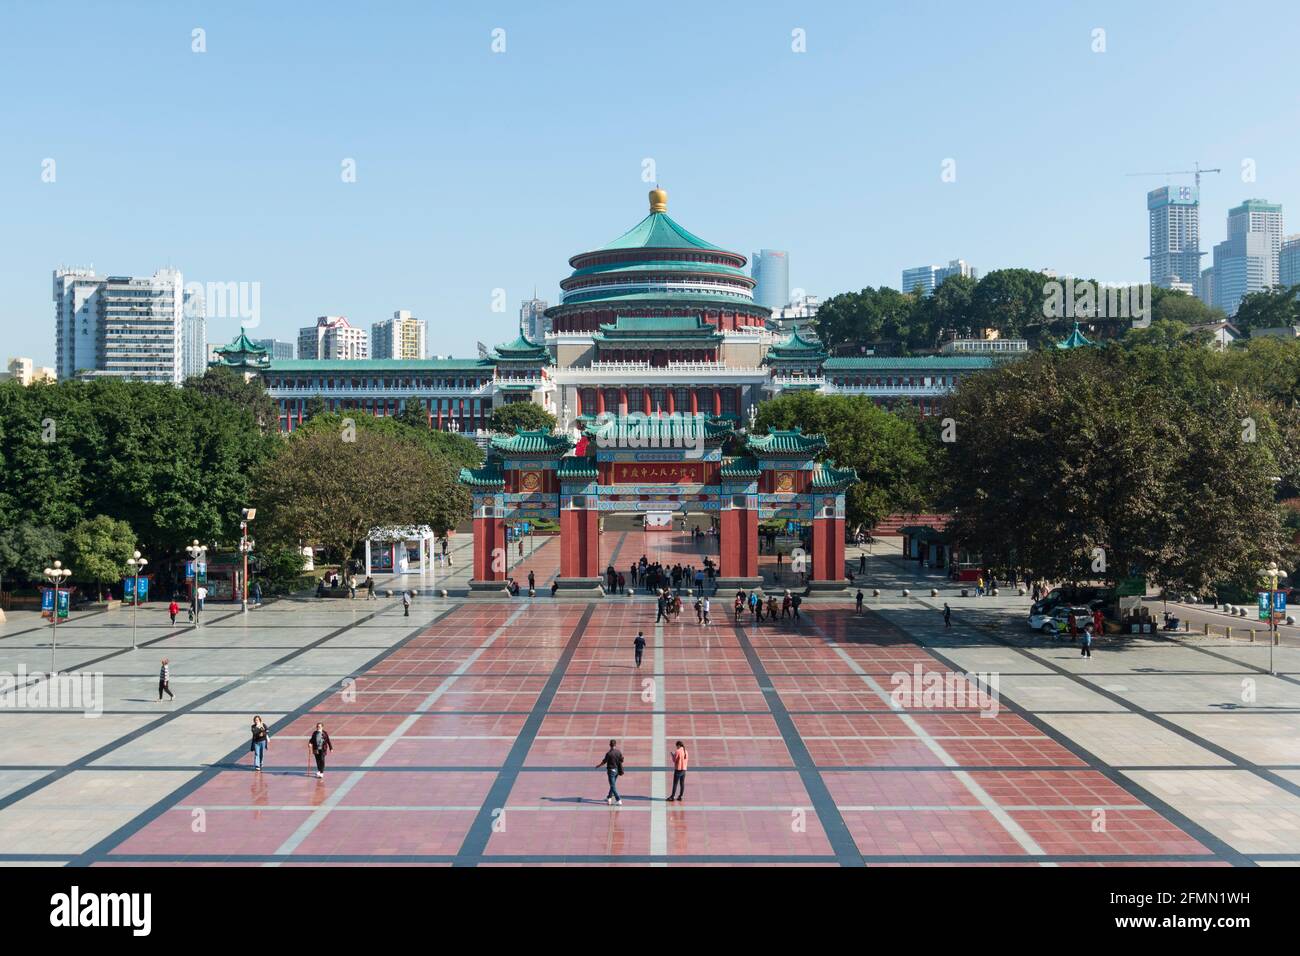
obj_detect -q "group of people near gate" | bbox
[733,588,801,623]
[653,588,713,624]
[626,555,716,595]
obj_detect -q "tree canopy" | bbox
[489,402,557,434]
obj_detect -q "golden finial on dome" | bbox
[649,187,668,213]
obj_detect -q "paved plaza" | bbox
[1,530,1298,866]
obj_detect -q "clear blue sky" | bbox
[2,0,1297,366]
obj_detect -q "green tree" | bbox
[66,514,136,601]
[939,344,1284,596]
[969,269,1052,338]
[0,523,65,594]
[813,287,918,353]
[254,418,466,568]
[489,402,557,434]
[753,392,938,531]
[183,364,279,432]
[1234,286,1300,332]
[1150,287,1224,325]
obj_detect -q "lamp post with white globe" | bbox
[1260,562,1288,675]
[126,551,147,650]
[43,560,72,673]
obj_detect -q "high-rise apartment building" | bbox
[298,316,368,360]
[371,310,427,360]
[751,250,790,310]
[1147,185,1203,296]
[519,296,550,343]
[254,338,295,361]
[181,287,206,380]
[0,357,55,386]
[53,267,186,383]
[1281,235,1300,288]
[1199,267,1216,309]
[1213,200,1284,316]
[902,260,978,297]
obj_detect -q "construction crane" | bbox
[1125,161,1222,191]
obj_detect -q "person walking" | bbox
[943,602,952,629]
[158,658,175,701]
[634,631,646,668]
[859,553,867,575]
[976,576,984,598]
[702,596,711,626]
[694,596,703,625]
[251,580,262,607]
[197,584,207,613]
[250,715,270,771]
[597,739,624,805]
[528,570,536,593]
[168,599,179,625]
[667,740,689,802]
[734,591,744,621]
[655,593,667,624]
[782,591,792,619]
[855,589,864,615]
[791,592,802,621]
[1081,625,1093,658]
[402,591,411,617]
[307,722,332,778]
[366,576,376,600]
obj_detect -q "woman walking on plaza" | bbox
[250,715,270,771]
[158,658,175,701]
[308,722,333,778]
[168,599,179,625]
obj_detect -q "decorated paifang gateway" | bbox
[213,188,996,434]
[459,419,858,595]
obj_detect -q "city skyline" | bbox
[4,2,1299,367]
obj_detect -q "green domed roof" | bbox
[599,211,723,252]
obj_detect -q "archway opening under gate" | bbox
[458,417,858,598]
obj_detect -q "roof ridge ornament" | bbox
[649,187,668,213]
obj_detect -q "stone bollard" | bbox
[902,589,911,598]
[930,588,938,597]
[528,588,535,597]
[961,589,969,598]
[872,589,880,597]
[439,589,447,599]
[991,588,999,597]
[1017,587,1025,596]
[626,588,633,597]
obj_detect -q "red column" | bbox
[619,388,628,416]
[690,390,699,415]
[560,507,601,579]
[472,514,507,582]
[712,389,721,417]
[643,390,651,414]
[811,510,845,582]
[719,505,759,579]
[666,389,675,413]
[575,389,583,417]
[597,390,606,415]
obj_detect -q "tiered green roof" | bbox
[458,462,505,489]
[1055,322,1095,350]
[267,358,493,372]
[599,211,723,252]
[489,429,574,456]
[212,329,270,368]
[745,427,828,457]
[766,328,827,362]
[586,414,734,447]
[491,333,549,361]
[811,460,859,491]
[719,457,761,479]
[594,315,723,343]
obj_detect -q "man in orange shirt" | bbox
[667,740,689,802]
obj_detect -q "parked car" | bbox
[1028,605,1090,636]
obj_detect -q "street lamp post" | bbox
[186,540,207,629]
[126,551,148,651]
[1260,562,1288,676]
[42,560,72,674]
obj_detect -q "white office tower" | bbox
[519,297,549,343]
[298,316,369,360]
[1147,186,1203,296]
[53,267,185,383]
[371,310,427,360]
[902,260,978,297]
[1213,200,1284,316]
[751,250,790,310]
[181,287,207,380]
[1199,268,1216,309]
[1281,235,1300,288]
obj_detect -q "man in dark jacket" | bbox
[308,723,333,779]
[597,739,624,805]
[634,631,646,668]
